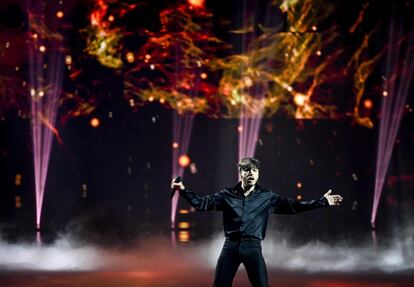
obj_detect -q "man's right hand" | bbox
[171,177,185,191]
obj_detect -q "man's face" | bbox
[239,167,259,188]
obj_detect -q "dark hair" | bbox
[238,157,260,172]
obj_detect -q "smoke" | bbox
[0,229,413,273]
[200,231,414,273]
[0,236,100,271]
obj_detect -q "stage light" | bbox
[311,25,317,31]
[172,142,179,149]
[237,125,243,133]
[296,182,303,188]
[126,52,134,63]
[316,50,322,56]
[150,64,155,70]
[90,117,100,127]
[200,72,208,79]
[178,155,190,167]
[56,11,64,18]
[108,15,115,22]
[15,174,22,186]
[296,194,303,200]
[382,91,388,97]
[160,98,165,104]
[371,24,414,227]
[82,184,87,198]
[15,196,22,208]
[29,3,65,228]
[148,96,154,102]
[178,222,190,229]
[178,231,190,242]
[363,99,373,109]
[179,209,189,214]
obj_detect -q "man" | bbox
[171,157,343,287]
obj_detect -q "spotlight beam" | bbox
[171,112,194,228]
[28,5,64,229]
[371,16,414,227]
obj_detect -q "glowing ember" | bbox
[56,11,64,18]
[363,99,373,109]
[187,0,205,8]
[90,117,100,127]
[294,94,307,106]
[65,55,72,65]
[126,52,134,63]
[178,155,191,167]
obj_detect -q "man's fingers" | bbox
[334,195,343,202]
[325,193,343,206]
[325,189,332,196]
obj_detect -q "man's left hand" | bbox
[324,189,343,206]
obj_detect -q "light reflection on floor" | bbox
[0,230,413,286]
[1,269,413,287]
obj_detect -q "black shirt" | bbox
[179,182,329,240]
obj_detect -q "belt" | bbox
[226,236,261,242]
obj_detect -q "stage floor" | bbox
[1,269,414,287]
[1,230,413,287]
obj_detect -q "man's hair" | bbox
[238,157,260,172]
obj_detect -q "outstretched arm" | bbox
[170,177,224,211]
[271,189,343,214]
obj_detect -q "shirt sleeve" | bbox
[270,192,329,214]
[179,188,226,211]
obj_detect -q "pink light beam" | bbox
[171,112,194,229]
[28,4,64,229]
[371,17,414,228]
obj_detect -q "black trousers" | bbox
[213,238,269,287]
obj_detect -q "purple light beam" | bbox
[371,18,414,228]
[171,112,194,229]
[238,109,264,161]
[28,4,64,229]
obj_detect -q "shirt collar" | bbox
[233,181,261,196]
